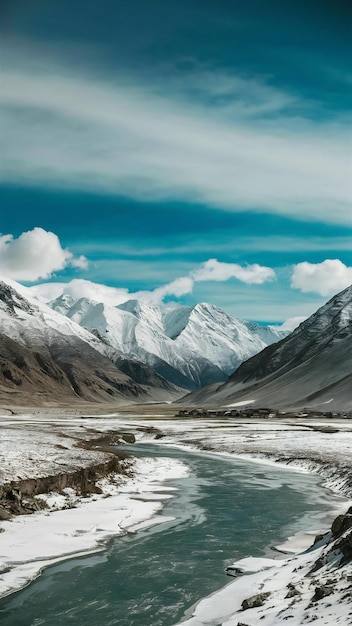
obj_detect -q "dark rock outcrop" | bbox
[310,509,352,575]
[331,509,352,538]
[311,585,334,602]
[241,591,271,610]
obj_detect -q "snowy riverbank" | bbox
[0,411,351,623]
[176,509,352,626]
[129,414,352,499]
[127,415,350,626]
[0,416,189,598]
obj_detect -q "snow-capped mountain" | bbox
[185,285,352,410]
[49,295,288,390]
[0,279,180,405]
[0,279,111,357]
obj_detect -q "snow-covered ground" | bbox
[119,414,351,626]
[0,448,189,598]
[0,411,351,623]
[0,419,109,484]
[177,538,352,626]
[127,415,352,497]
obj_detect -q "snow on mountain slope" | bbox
[185,284,352,410]
[0,279,180,404]
[49,296,223,390]
[168,302,287,374]
[227,283,352,383]
[49,295,288,390]
[0,279,111,357]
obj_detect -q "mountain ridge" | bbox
[0,279,181,406]
[49,293,288,390]
[182,284,352,411]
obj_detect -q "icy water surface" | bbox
[0,443,341,626]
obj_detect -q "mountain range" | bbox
[0,278,286,406]
[1,277,351,410]
[184,284,352,411]
[0,279,179,406]
[49,294,287,390]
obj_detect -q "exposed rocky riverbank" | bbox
[0,456,124,520]
[0,427,136,520]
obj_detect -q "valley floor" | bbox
[0,406,351,624]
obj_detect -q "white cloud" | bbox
[26,282,73,302]
[29,279,131,307]
[61,279,130,307]
[0,228,88,281]
[291,259,352,296]
[155,63,298,117]
[1,60,351,225]
[270,316,307,332]
[192,258,276,284]
[145,276,194,303]
[29,278,187,307]
[70,255,89,270]
[28,259,275,306]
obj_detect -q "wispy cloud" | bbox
[0,227,87,281]
[1,57,351,225]
[270,316,307,332]
[147,276,194,302]
[73,234,352,262]
[149,63,299,118]
[291,259,352,296]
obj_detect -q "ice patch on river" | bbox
[0,455,189,599]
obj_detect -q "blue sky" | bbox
[1,0,351,323]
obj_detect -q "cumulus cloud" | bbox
[29,279,129,307]
[144,276,194,304]
[26,282,72,303]
[70,256,89,270]
[28,259,276,307]
[192,258,276,284]
[0,228,88,281]
[28,278,175,307]
[64,280,129,305]
[291,259,352,296]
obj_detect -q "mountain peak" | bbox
[190,284,352,410]
[0,280,37,317]
[49,293,78,315]
[117,299,140,314]
[290,283,352,340]
[47,291,288,389]
[0,278,181,405]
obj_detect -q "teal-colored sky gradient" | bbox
[1,0,351,322]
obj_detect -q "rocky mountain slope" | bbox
[0,280,180,406]
[183,285,352,410]
[49,295,287,390]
